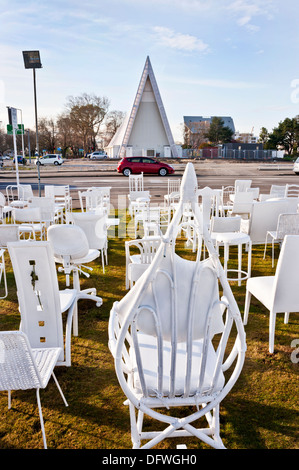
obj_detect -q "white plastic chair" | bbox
[109,163,246,449]
[244,234,299,353]
[12,206,46,240]
[29,196,61,228]
[125,236,162,289]
[0,191,12,222]
[47,224,102,336]
[71,211,108,273]
[263,213,299,267]
[0,330,68,449]
[6,184,33,208]
[7,240,78,366]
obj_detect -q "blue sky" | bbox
[0,0,298,142]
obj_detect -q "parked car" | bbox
[117,156,175,176]
[89,151,108,160]
[35,154,64,166]
[13,155,26,164]
[293,157,299,175]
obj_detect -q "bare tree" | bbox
[64,93,110,152]
[102,110,126,147]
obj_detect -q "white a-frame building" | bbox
[105,56,179,159]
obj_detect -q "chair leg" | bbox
[51,372,68,407]
[284,312,290,324]
[36,388,47,449]
[243,289,251,325]
[269,310,277,354]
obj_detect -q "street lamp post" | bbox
[22,50,42,196]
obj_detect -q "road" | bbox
[0,158,296,209]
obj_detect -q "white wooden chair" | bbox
[244,234,299,353]
[71,211,108,273]
[29,196,61,228]
[125,236,162,289]
[109,163,246,449]
[164,178,181,207]
[234,179,252,193]
[0,330,68,449]
[47,224,103,336]
[7,241,78,366]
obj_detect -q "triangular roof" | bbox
[107,56,178,158]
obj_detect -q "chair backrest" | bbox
[246,187,259,199]
[12,207,42,223]
[7,241,65,362]
[276,213,299,239]
[270,184,286,198]
[272,235,299,312]
[167,178,181,195]
[0,331,42,391]
[211,215,241,233]
[221,185,235,204]
[285,184,299,198]
[0,192,6,206]
[245,200,291,244]
[231,191,254,214]
[129,174,143,192]
[0,225,19,247]
[234,179,252,192]
[71,212,107,250]
[29,197,56,222]
[47,224,90,260]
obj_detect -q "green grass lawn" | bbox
[0,219,298,450]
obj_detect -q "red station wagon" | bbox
[117,157,175,176]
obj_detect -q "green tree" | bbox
[204,117,234,146]
[259,127,269,145]
[267,117,299,155]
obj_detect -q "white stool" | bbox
[215,232,252,286]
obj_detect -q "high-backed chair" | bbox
[109,163,246,449]
[244,235,299,353]
[7,241,78,366]
[47,224,102,336]
[125,236,162,289]
[0,330,68,449]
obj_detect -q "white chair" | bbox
[219,185,235,216]
[135,206,161,238]
[125,236,162,289]
[71,211,108,273]
[29,196,61,228]
[6,184,33,208]
[263,213,299,267]
[164,178,181,207]
[234,179,252,193]
[44,185,72,222]
[12,206,46,240]
[244,235,299,353]
[227,191,254,218]
[47,224,103,336]
[246,187,259,200]
[0,225,19,299]
[285,184,299,198]
[0,330,68,449]
[79,187,111,214]
[0,191,12,222]
[7,240,78,366]
[109,163,246,449]
[129,173,144,192]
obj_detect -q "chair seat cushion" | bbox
[131,332,225,397]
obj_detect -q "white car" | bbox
[293,157,299,175]
[89,151,108,160]
[35,154,64,166]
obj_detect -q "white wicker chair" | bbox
[0,330,68,448]
[244,234,299,353]
[109,163,246,449]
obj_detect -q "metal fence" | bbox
[182,148,279,160]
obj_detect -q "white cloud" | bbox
[153,27,209,53]
[228,0,275,31]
